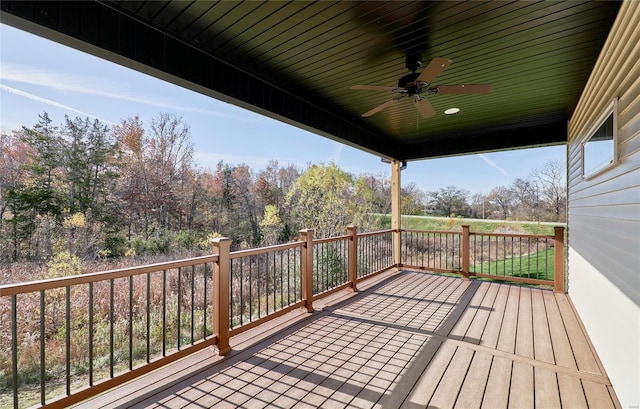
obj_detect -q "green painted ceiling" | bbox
[0,1,620,160]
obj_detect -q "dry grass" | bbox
[0,254,214,408]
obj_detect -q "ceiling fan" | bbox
[351,56,492,118]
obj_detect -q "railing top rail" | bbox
[314,234,350,244]
[469,232,554,239]
[357,229,393,238]
[401,229,462,235]
[402,228,560,240]
[230,240,303,259]
[0,254,218,297]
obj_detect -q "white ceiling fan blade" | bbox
[414,97,435,118]
[416,57,452,83]
[362,99,398,117]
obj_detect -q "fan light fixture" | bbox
[444,107,460,115]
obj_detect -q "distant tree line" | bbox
[0,112,565,264]
[426,160,566,222]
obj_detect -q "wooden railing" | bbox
[0,227,395,408]
[401,225,565,292]
[0,255,219,409]
[0,225,564,408]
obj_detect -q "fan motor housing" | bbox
[398,72,423,94]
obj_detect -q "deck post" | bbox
[554,226,565,293]
[299,229,315,312]
[391,159,402,267]
[211,237,232,355]
[347,225,358,292]
[461,225,470,280]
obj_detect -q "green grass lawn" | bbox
[377,214,562,236]
[471,248,555,281]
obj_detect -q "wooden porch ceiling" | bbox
[77,271,619,408]
[0,1,620,160]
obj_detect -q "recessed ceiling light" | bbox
[444,107,460,115]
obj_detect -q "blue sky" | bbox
[0,23,565,196]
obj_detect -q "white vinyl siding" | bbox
[566,2,640,408]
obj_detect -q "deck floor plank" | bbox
[515,287,534,359]
[531,288,555,364]
[533,366,561,408]
[479,283,510,349]
[448,281,490,340]
[496,285,520,354]
[399,341,458,408]
[557,372,589,408]
[480,356,512,409]
[454,350,493,409]
[583,379,617,409]
[73,271,619,409]
[542,290,578,370]
[464,282,499,345]
[428,346,475,409]
[375,337,442,409]
[433,279,478,336]
[555,293,603,375]
[509,361,534,409]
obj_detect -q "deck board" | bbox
[74,271,619,409]
[428,346,474,409]
[532,288,555,364]
[534,366,561,408]
[480,356,512,409]
[453,350,492,409]
[542,290,577,370]
[464,282,499,344]
[496,284,520,354]
[515,287,534,359]
[555,293,603,374]
[479,283,509,349]
[509,361,534,408]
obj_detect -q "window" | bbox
[582,100,617,178]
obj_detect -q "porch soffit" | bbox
[0,1,620,160]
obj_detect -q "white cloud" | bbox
[479,153,511,180]
[0,83,115,124]
[0,63,266,122]
[330,144,344,164]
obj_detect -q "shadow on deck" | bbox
[76,270,619,409]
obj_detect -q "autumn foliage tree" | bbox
[1,111,566,267]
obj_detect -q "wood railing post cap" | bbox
[211,237,232,244]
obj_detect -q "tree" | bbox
[428,186,470,217]
[286,163,354,238]
[113,113,195,239]
[532,160,566,221]
[0,132,33,260]
[469,192,487,219]
[259,205,285,245]
[510,177,541,221]
[487,186,514,220]
[230,164,260,245]
[16,113,67,257]
[61,116,118,220]
[148,112,194,231]
[112,115,150,239]
[401,182,425,215]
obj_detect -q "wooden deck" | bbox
[76,270,620,409]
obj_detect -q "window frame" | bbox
[581,99,618,180]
